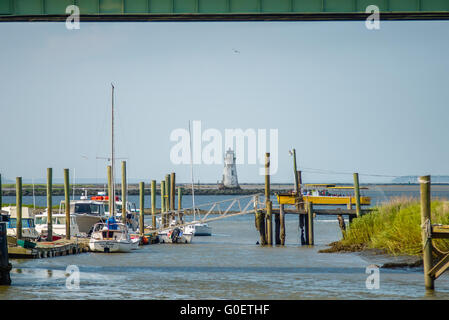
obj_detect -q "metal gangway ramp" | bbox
[146,194,266,235]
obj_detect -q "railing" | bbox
[148,194,265,234]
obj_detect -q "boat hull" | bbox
[75,214,104,234]
[194,224,212,236]
[159,233,193,244]
[89,240,132,253]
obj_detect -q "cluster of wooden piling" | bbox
[255,149,365,247]
[138,171,184,235]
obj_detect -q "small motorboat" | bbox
[186,221,212,236]
[89,221,134,253]
[158,227,194,244]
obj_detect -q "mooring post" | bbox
[420,175,434,290]
[307,201,314,246]
[348,196,354,224]
[121,161,127,223]
[264,153,271,245]
[151,180,156,229]
[165,174,170,217]
[47,168,53,241]
[274,205,280,245]
[266,200,273,246]
[353,173,361,218]
[64,169,70,240]
[16,177,22,240]
[170,173,175,211]
[160,180,166,227]
[139,182,145,236]
[0,215,11,285]
[178,187,183,223]
[294,169,305,245]
[292,149,298,193]
[337,215,346,238]
[256,209,266,245]
[280,204,286,245]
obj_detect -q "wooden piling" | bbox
[160,181,166,212]
[255,209,266,245]
[353,173,361,218]
[165,174,170,213]
[63,169,70,240]
[274,206,280,245]
[266,200,273,246]
[178,187,182,210]
[160,180,166,227]
[296,170,306,245]
[178,187,183,223]
[337,214,346,238]
[264,153,271,246]
[47,168,52,241]
[280,204,285,245]
[121,161,127,223]
[151,180,156,229]
[0,218,11,285]
[265,153,270,202]
[348,196,354,224]
[16,177,22,240]
[292,149,298,193]
[307,201,314,246]
[420,175,434,290]
[139,182,145,236]
[170,172,175,211]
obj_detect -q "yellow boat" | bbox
[276,184,371,206]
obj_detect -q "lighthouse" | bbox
[222,148,239,188]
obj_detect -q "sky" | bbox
[1,20,449,184]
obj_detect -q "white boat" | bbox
[35,212,82,239]
[189,221,212,236]
[70,200,108,234]
[92,194,140,232]
[3,206,40,240]
[89,222,134,253]
[158,226,194,244]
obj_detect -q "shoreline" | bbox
[319,241,423,269]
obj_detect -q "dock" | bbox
[7,237,90,259]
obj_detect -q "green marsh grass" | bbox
[342,197,449,256]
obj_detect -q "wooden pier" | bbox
[7,237,90,259]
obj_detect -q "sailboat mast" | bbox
[111,83,115,217]
[188,120,196,220]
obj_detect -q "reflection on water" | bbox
[1,187,449,300]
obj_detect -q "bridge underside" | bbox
[1,0,449,21]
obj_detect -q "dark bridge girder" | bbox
[1,0,449,21]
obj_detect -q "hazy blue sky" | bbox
[1,21,448,184]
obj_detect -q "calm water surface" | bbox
[1,186,449,299]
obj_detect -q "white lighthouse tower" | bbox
[222,148,239,188]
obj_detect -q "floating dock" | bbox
[7,238,90,259]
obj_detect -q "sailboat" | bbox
[187,120,212,237]
[89,84,138,252]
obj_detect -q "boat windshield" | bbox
[35,216,47,225]
[73,203,103,215]
[7,218,35,228]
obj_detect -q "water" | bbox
[1,186,449,299]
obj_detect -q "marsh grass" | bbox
[341,197,449,256]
